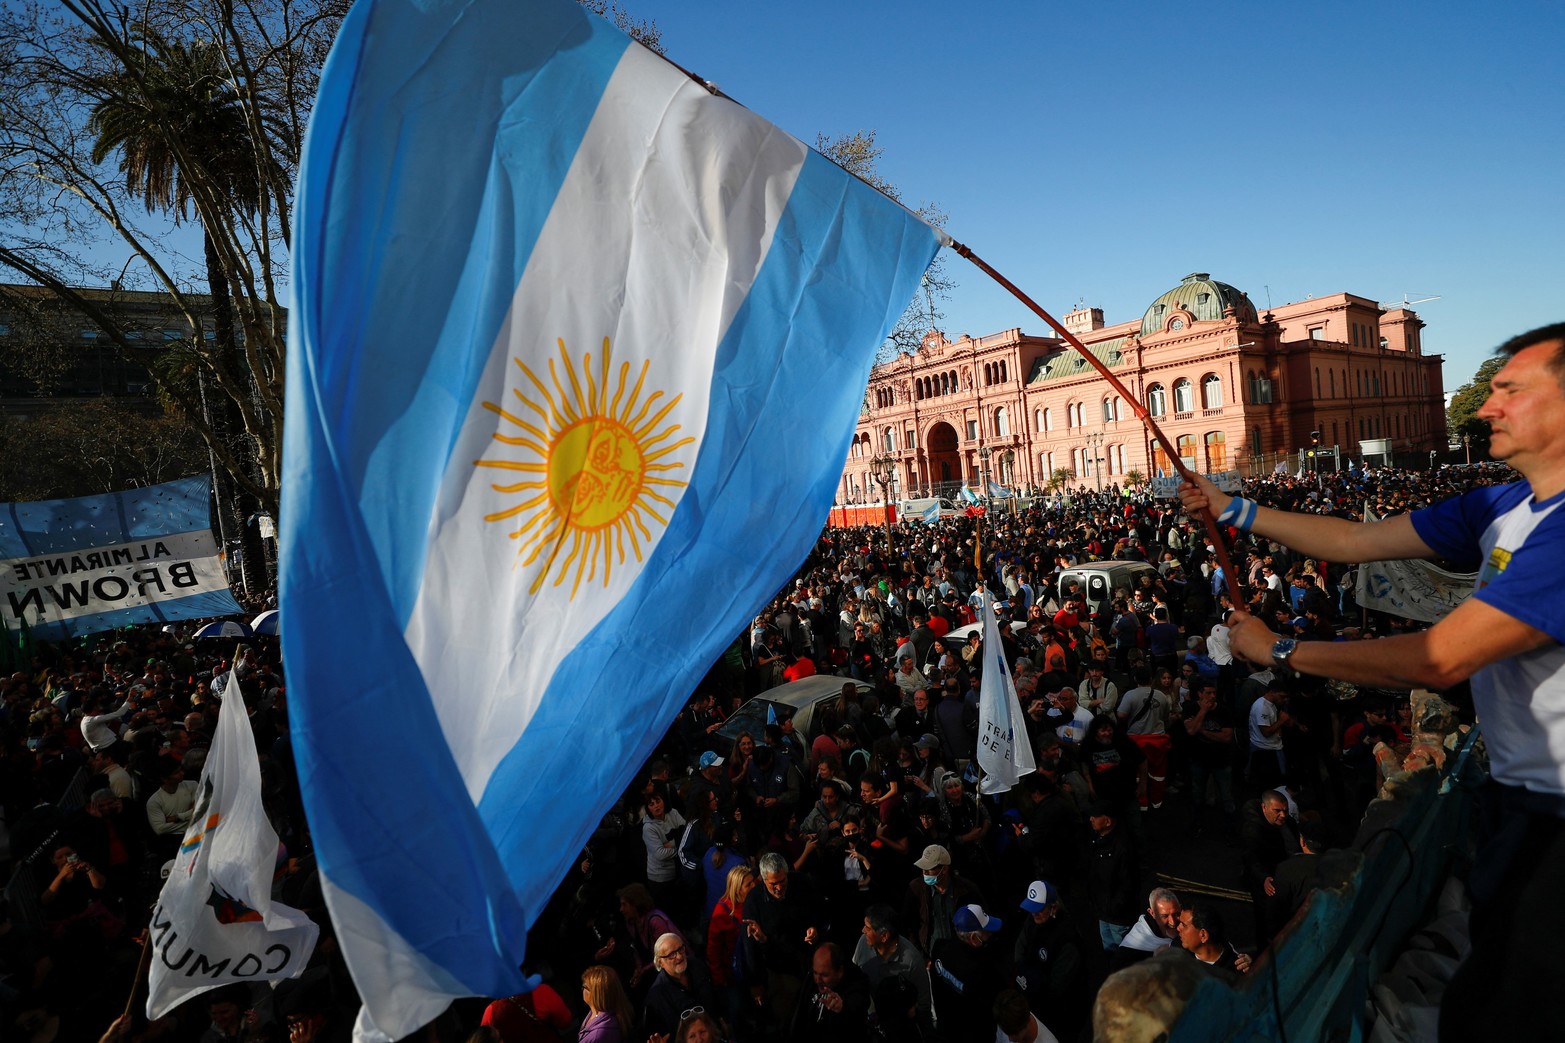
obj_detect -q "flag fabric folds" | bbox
[0,476,241,640]
[1353,508,1476,623]
[975,595,1035,794]
[959,483,981,504]
[281,0,940,1037]
[146,666,318,1019]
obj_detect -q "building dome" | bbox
[1140,272,1257,337]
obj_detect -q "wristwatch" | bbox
[1271,637,1298,670]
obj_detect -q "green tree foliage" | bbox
[1446,355,1504,454]
[814,130,952,360]
[0,400,209,503]
[1123,469,1145,489]
[577,0,664,53]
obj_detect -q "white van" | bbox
[1056,561,1157,615]
[898,497,961,523]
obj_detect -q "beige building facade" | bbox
[840,272,1446,503]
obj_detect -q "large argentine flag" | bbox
[282,0,940,1038]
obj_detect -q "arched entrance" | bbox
[926,421,961,495]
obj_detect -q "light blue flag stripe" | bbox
[0,476,220,556]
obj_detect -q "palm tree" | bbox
[87,32,280,591]
[88,33,271,360]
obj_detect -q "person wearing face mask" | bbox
[902,844,983,953]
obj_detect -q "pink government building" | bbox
[839,272,1447,503]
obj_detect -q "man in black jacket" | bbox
[790,942,872,1042]
[1084,802,1140,950]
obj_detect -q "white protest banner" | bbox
[1353,508,1476,623]
[976,594,1035,794]
[1151,469,1242,499]
[146,668,318,1018]
[0,476,242,639]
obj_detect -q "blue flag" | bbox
[281,0,940,1036]
[0,476,241,640]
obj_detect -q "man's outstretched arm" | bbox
[1226,595,1554,690]
[1178,473,1437,564]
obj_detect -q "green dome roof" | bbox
[1140,272,1257,337]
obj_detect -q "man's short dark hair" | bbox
[1185,901,1225,944]
[1496,323,1565,387]
[816,940,846,970]
[992,988,1033,1034]
[864,903,897,937]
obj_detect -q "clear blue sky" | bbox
[649,0,1564,394]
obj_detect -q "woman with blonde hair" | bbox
[705,864,757,1030]
[578,965,635,1042]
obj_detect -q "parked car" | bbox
[942,619,1030,644]
[716,675,875,745]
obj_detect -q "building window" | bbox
[1035,409,1045,433]
[966,419,978,441]
[994,406,1009,436]
[1176,434,1197,469]
[1042,407,1053,432]
[1202,374,1223,409]
[1205,431,1227,471]
[1173,379,1194,413]
[1309,326,1324,341]
[1102,397,1114,423]
[1147,384,1167,417]
[905,428,916,448]
[1152,444,1172,477]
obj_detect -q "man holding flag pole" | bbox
[1179,323,1565,1043]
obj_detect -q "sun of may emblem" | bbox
[474,337,693,597]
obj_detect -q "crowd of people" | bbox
[0,462,1516,1043]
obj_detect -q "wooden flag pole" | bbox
[945,238,1245,609]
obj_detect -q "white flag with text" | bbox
[146,668,318,1018]
[976,595,1035,794]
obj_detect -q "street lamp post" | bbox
[1000,448,1016,514]
[1084,431,1105,493]
[978,445,992,500]
[870,454,896,557]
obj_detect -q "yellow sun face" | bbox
[474,337,692,597]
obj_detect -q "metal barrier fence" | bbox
[1167,727,1483,1042]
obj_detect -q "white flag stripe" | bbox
[403,42,807,799]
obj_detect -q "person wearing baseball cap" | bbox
[1012,880,1086,1037]
[909,844,980,952]
[930,902,1005,1041]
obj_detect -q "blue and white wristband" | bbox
[1215,495,1259,532]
